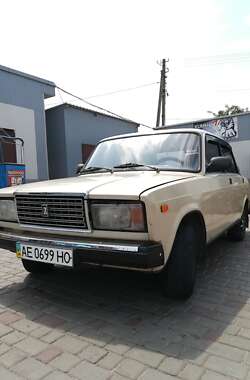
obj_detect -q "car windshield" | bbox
[85,132,201,172]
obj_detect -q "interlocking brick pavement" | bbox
[0,233,250,378]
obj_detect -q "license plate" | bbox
[16,242,73,267]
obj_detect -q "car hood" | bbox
[3,171,197,200]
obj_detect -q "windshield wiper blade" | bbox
[114,163,159,173]
[80,166,113,174]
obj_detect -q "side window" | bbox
[206,140,220,166]
[220,145,238,173]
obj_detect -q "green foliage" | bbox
[208,105,249,117]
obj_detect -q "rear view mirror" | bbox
[207,156,232,173]
[76,163,84,174]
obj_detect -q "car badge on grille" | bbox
[41,203,49,217]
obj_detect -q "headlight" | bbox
[90,201,147,232]
[0,199,18,221]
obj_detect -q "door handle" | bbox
[229,178,233,184]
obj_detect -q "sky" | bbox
[1,0,250,131]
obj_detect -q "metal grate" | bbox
[15,194,87,230]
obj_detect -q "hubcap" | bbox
[240,215,247,231]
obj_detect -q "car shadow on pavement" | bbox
[0,231,250,364]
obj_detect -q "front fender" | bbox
[141,190,205,266]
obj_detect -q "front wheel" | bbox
[22,259,54,274]
[161,220,201,299]
[227,206,248,242]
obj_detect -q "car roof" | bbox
[99,127,228,145]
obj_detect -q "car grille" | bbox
[15,194,87,230]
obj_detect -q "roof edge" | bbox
[0,64,55,88]
[46,103,140,127]
[159,111,250,130]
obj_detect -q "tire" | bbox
[161,219,202,299]
[22,259,54,274]
[227,205,248,242]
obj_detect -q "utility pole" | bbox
[161,59,166,126]
[156,72,162,128]
[156,58,169,128]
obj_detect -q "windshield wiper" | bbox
[80,166,113,174]
[114,163,160,173]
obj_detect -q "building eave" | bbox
[0,64,55,89]
[46,103,140,127]
[159,111,250,130]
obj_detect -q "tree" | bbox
[208,104,249,117]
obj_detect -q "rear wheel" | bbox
[227,205,248,242]
[22,259,54,274]
[161,219,203,299]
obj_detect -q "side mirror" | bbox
[207,156,232,173]
[76,163,84,174]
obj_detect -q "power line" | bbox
[184,52,250,67]
[185,51,250,60]
[46,81,158,103]
[56,85,154,129]
[57,87,64,103]
[218,87,250,93]
[85,81,159,99]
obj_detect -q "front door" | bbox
[203,136,233,239]
[219,143,245,223]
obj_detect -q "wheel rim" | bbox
[183,225,197,281]
[240,212,247,231]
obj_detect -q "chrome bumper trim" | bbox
[0,231,139,253]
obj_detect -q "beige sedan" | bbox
[0,128,248,299]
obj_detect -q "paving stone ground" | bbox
[0,232,250,379]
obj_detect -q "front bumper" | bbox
[0,230,164,270]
